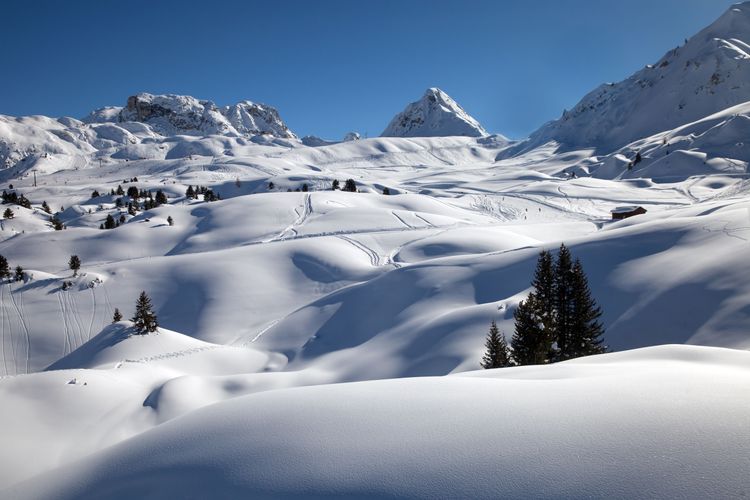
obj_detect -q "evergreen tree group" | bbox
[511,244,605,365]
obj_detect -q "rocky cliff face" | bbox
[84,93,297,139]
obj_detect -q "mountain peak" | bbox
[381,87,487,138]
[85,93,297,139]
[512,1,750,155]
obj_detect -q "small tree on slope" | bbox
[131,291,158,335]
[0,255,9,280]
[112,308,123,323]
[69,255,81,277]
[481,320,511,369]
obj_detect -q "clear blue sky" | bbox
[0,0,738,139]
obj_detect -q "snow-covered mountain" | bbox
[86,93,297,139]
[509,1,750,155]
[381,87,488,138]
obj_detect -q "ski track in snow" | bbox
[391,210,416,229]
[337,235,380,266]
[7,283,30,374]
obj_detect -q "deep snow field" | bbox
[3,2,750,497]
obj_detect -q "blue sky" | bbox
[0,0,738,139]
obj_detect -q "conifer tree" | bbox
[0,255,9,280]
[553,243,575,362]
[3,208,13,219]
[41,201,51,214]
[185,185,195,199]
[511,293,547,365]
[131,291,158,335]
[112,308,123,323]
[332,179,340,190]
[481,320,511,369]
[69,255,81,276]
[343,179,357,192]
[104,214,116,229]
[531,250,556,359]
[116,185,124,196]
[167,216,174,226]
[382,187,391,195]
[564,259,606,359]
[155,190,168,206]
[14,265,24,282]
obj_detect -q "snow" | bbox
[381,88,489,138]
[6,345,750,499]
[0,2,749,496]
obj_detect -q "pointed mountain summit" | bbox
[381,88,488,138]
[513,1,750,155]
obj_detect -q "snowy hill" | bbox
[510,1,750,155]
[381,87,489,138]
[6,345,750,499]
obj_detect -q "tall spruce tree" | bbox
[481,320,511,369]
[511,293,548,365]
[564,259,606,359]
[531,250,556,359]
[553,243,575,362]
[131,291,158,335]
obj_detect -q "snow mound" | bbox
[12,345,750,499]
[46,322,270,373]
[381,88,488,138]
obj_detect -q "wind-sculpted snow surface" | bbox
[8,346,750,499]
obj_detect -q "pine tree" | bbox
[116,185,124,196]
[131,291,158,335]
[531,250,556,359]
[155,190,168,206]
[553,243,575,362]
[343,179,357,192]
[481,320,511,369]
[511,293,548,365]
[104,214,116,229]
[91,190,100,198]
[167,216,174,226]
[382,187,391,195]
[14,265,24,282]
[185,185,195,199]
[332,179,340,190]
[268,182,275,190]
[563,259,606,359]
[301,183,309,192]
[0,255,9,280]
[3,208,14,219]
[112,308,123,323]
[51,215,64,230]
[41,201,51,214]
[69,255,81,276]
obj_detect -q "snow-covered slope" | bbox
[7,345,750,499]
[510,1,750,155]
[381,87,489,138]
